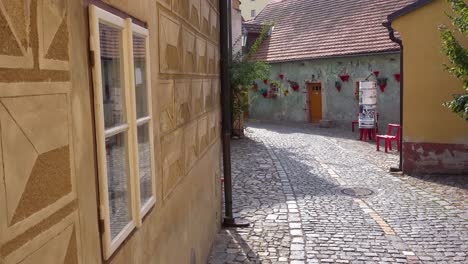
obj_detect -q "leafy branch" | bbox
[230,24,274,124]
[440,0,468,120]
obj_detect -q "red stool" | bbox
[376,124,401,152]
[359,128,375,141]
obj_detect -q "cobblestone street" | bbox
[208,122,467,264]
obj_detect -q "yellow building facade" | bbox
[0,0,222,263]
[240,0,271,20]
[388,0,468,174]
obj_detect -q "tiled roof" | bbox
[248,0,417,63]
[243,23,264,34]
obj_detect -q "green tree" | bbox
[440,0,468,120]
[230,25,275,135]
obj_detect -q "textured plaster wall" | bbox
[0,0,222,263]
[392,0,468,174]
[240,0,271,19]
[393,0,468,145]
[232,1,242,54]
[99,0,223,263]
[249,53,401,129]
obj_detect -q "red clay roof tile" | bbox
[246,0,416,62]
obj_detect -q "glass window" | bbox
[90,5,156,259]
[105,133,132,239]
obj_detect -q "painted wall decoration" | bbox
[359,81,377,128]
[0,0,81,263]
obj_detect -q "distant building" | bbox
[385,0,468,174]
[240,0,272,20]
[232,0,243,54]
[244,0,414,129]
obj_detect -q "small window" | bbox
[89,5,156,259]
[251,9,256,18]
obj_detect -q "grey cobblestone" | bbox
[208,122,467,263]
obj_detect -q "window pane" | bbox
[137,123,152,206]
[133,34,148,118]
[100,22,126,128]
[105,132,132,240]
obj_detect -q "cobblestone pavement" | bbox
[208,121,467,264]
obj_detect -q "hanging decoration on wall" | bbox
[354,82,360,100]
[279,73,285,80]
[260,89,268,98]
[335,81,342,92]
[263,79,268,84]
[377,77,388,92]
[373,71,380,77]
[339,74,350,82]
[287,80,300,92]
[283,90,289,96]
[394,73,401,83]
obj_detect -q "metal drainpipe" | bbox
[383,21,404,172]
[219,0,249,228]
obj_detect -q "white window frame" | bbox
[89,5,156,259]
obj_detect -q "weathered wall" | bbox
[0,0,222,264]
[232,0,242,54]
[249,53,401,129]
[240,0,271,19]
[393,0,468,174]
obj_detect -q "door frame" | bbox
[307,82,323,123]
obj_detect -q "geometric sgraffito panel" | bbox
[208,109,220,145]
[207,42,215,75]
[197,115,208,155]
[189,0,200,28]
[191,79,203,116]
[182,27,196,74]
[0,93,72,227]
[18,225,77,264]
[212,79,220,108]
[161,130,184,199]
[157,80,175,135]
[209,6,218,42]
[172,0,189,20]
[0,0,34,69]
[159,12,181,73]
[175,79,191,127]
[200,0,210,35]
[183,121,198,172]
[37,0,69,70]
[203,79,212,111]
[196,37,206,74]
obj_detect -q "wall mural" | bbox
[0,0,81,263]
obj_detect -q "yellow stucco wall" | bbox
[0,0,222,263]
[393,0,468,144]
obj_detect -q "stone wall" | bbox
[249,53,401,129]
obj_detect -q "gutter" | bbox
[382,21,404,172]
[219,0,249,228]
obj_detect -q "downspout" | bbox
[383,21,404,172]
[219,0,249,227]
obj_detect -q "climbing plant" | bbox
[439,0,468,120]
[230,24,283,134]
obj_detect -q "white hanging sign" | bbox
[359,81,377,128]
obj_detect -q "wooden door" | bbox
[308,83,322,122]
